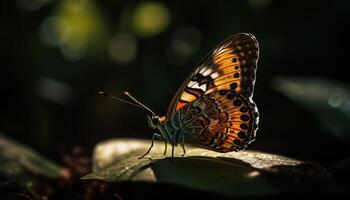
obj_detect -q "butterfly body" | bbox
[148,91,258,154]
[147,115,184,147]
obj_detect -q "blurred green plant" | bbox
[273,77,350,140]
[0,134,62,184]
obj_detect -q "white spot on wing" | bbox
[211,72,219,79]
[191,82,207,91]
[202,68,212,76]
[199,67,207,74]
[187,80,196,87]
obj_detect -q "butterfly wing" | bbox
[176,90,259,152]
[165,33,259,120]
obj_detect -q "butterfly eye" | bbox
[151,116,159,125]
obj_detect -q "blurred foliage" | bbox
[0,134,61,184]
[273,77,350,141]
[82,138,336,198]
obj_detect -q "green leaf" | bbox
[272,77,350,140]
[0,134,62,183]
[82,138,333,197]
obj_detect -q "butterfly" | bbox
[100,33,259,160]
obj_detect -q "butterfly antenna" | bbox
[99,91,145,110]
[123,91,156,116]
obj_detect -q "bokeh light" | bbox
[166,27,202,66]
[38,0,107,60]
[108,33,137,64]
[132,2,171,37]
[36,77,74,105]
[39,16,69,47]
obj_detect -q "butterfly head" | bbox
[147,115,166,130]
[147,115,159,129]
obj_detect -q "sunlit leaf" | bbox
[272,77,350,140]
[82,138,333,197]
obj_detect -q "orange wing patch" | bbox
[176,87,206,111]
[206,50,242,94]
[175,101,187,111]
[166,33,259,119]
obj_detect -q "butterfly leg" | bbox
[139,133,160,159]
[163,140,167,155]
[180,137,186,157]
[171,144,174,162]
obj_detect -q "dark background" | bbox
[1,0,350,167]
